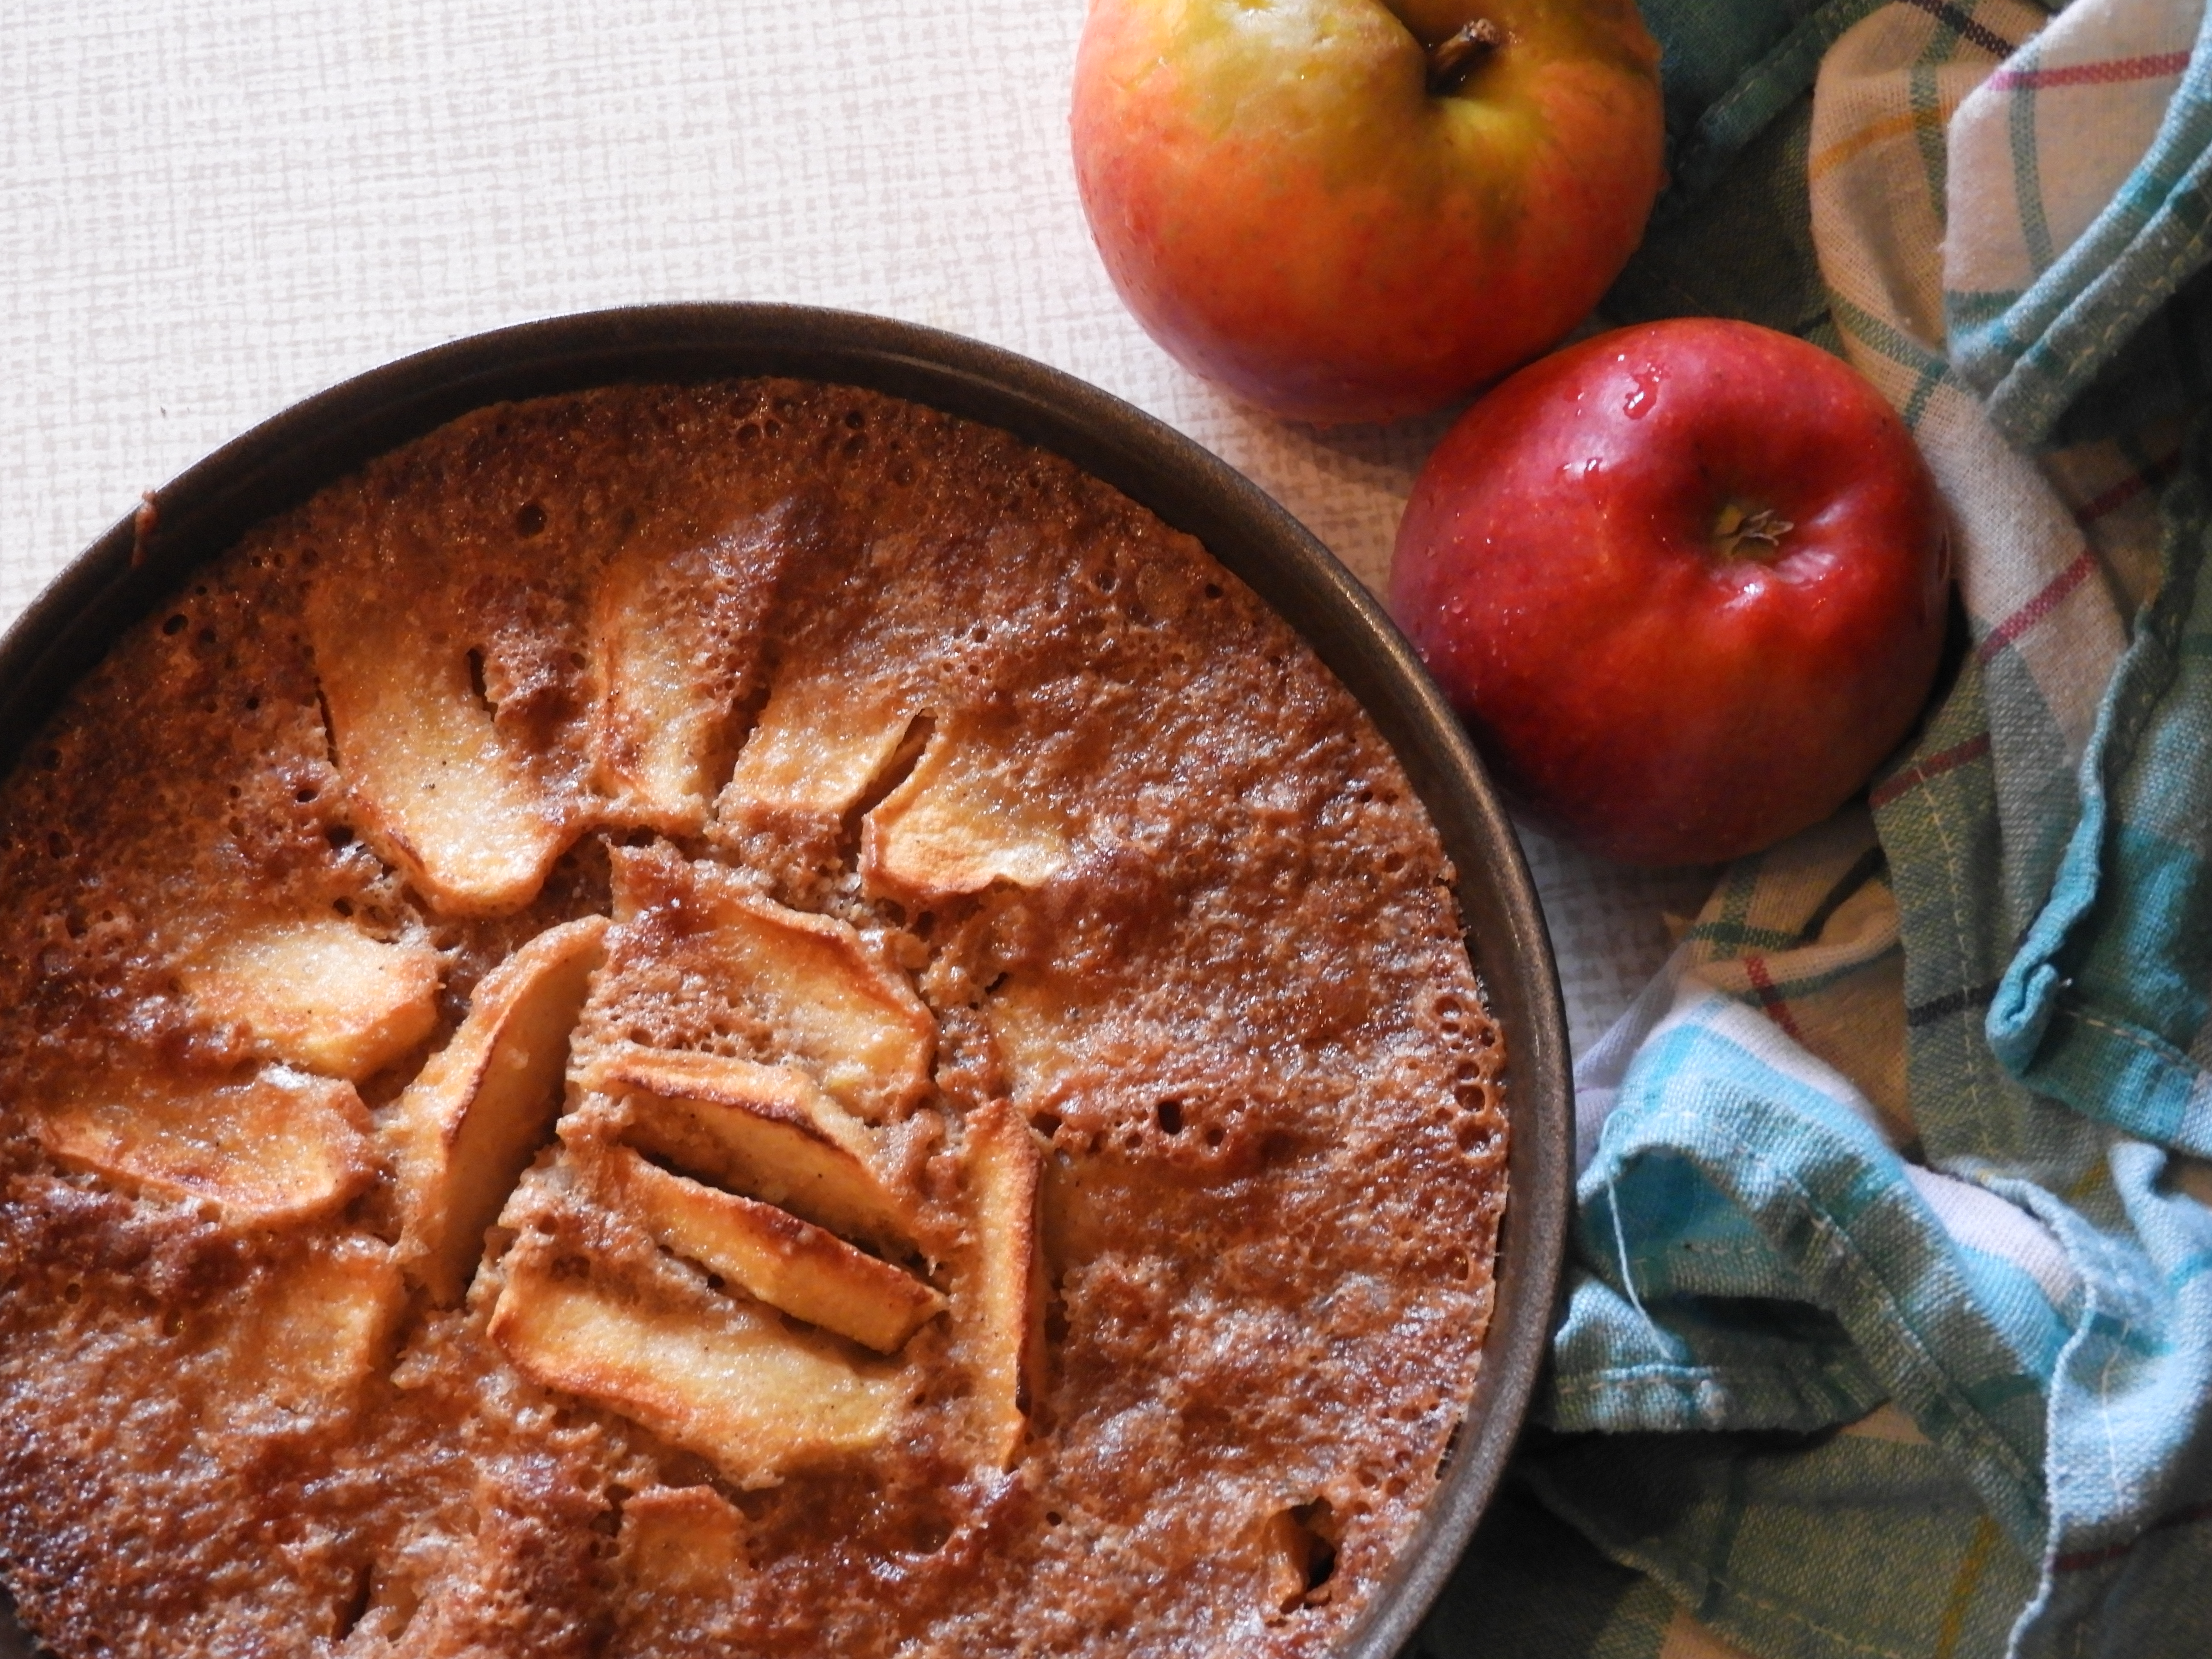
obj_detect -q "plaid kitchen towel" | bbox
[1420,1,2212,1656]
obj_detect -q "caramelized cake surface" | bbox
[0,382,1507,1658]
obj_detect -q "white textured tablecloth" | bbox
[0,0,1716,1054]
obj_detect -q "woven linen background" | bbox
[0,0,1717,1052]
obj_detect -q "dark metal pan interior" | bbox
[0,304,1570,1659]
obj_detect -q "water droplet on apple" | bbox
[1621,367,1661,420]
[1581,457,1604,480]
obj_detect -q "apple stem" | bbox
[1712,503,1795,559]
[1426,19,1505,96]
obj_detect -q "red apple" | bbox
[1388,318,1951,867]
[1070,0,1665,426]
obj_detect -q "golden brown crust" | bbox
[0,380,1508,1659]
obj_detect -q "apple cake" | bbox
[0,378,1507,1658]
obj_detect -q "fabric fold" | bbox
[1988,430,2212,1153]
[1943,0,2212,448]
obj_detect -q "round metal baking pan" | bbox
[0,304,1570,1658]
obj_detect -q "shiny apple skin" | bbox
[1071,0,1664,427]
[1388,318,1952,867]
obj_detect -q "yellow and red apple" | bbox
[1071,0,1666,425]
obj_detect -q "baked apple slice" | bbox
[309,577,570,915]
[491,1245,906,1485]
[717,677,917,825]
[962,1100,1047,1466]
[982,971,1083,1110]
[620,1485,750,1593]
[607,848,934,1122]
[863,716,1070,901]
[604,1046,916,1249]
[218,1234,405,1417]
[588,513,783,834]
[390,915,607,1304]
[179,917,441,1081]
[613,1149,945,1353]
[1248,1503,1338,1618]
[708,893,933,1122]
[33,1065,375,1228]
